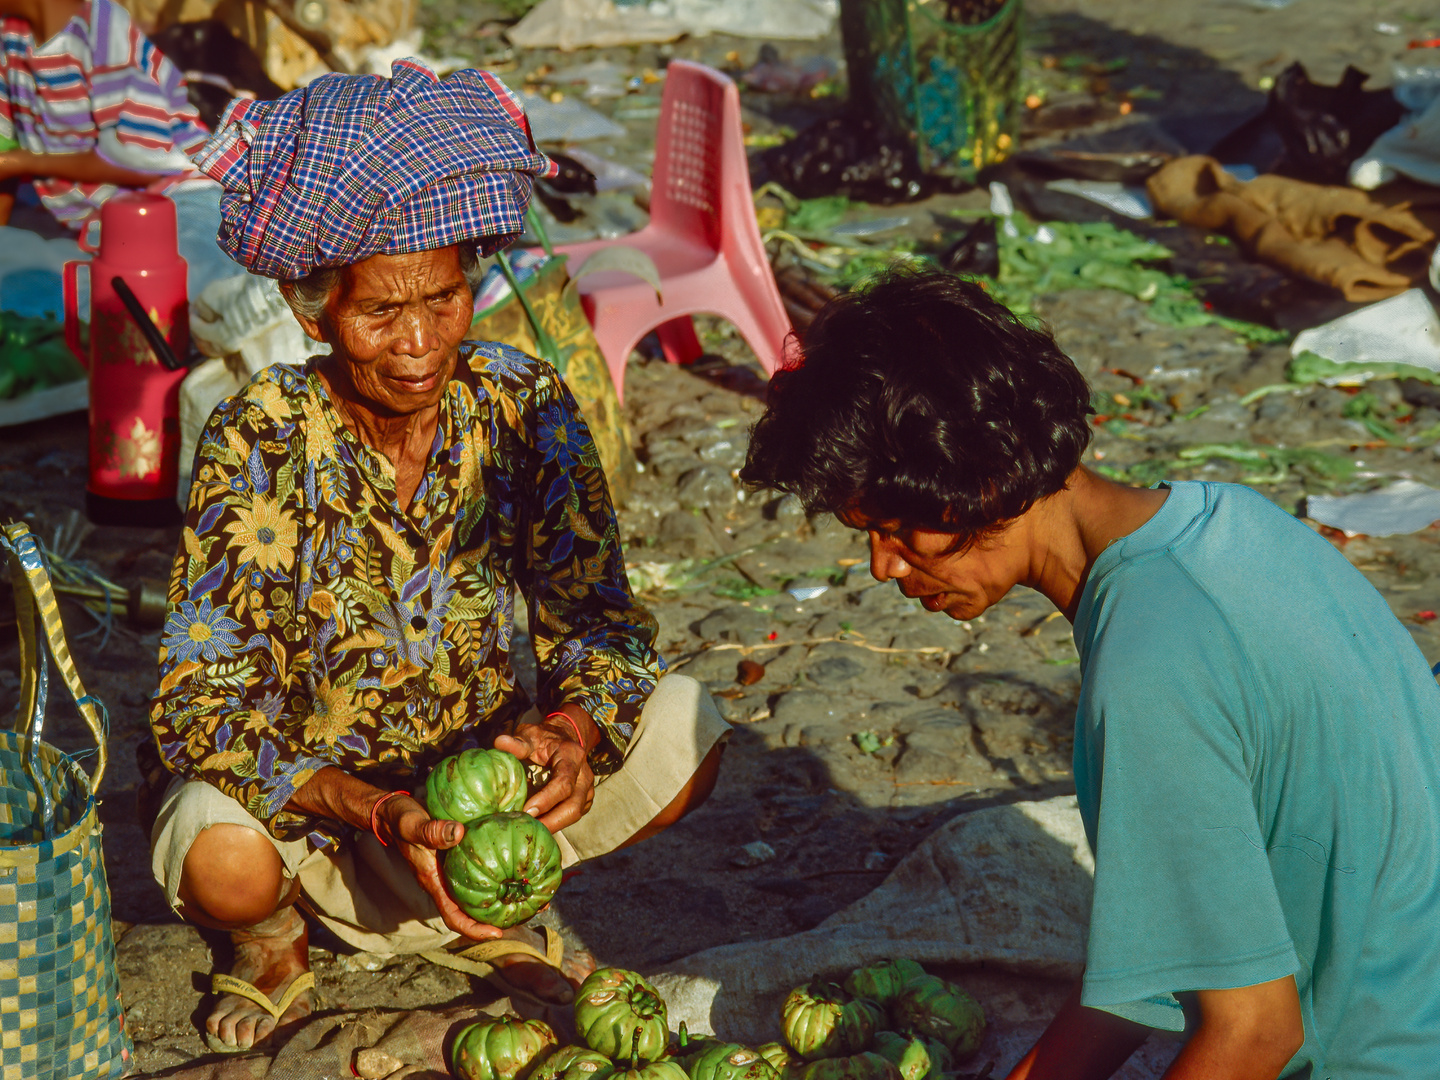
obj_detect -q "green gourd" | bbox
[574,969,670,1062]
[792,1053,899,1080]
[869,1033,950,1080]
[427,748,528,823]
[451,1015,560,1080]
[612,1030,690,1080]
[673,1021,723,1068]
[843,960,927,1007]
[686,1043,778,1080]
[890,977,986,1058]
[781,982,883,1060]
[530,1046,617,1080]
[443,812,564,928]
[755,1044,790,1074]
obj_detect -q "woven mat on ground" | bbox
[651,794,1178,1077]
[653,795,1093,1041]
[1147,154,1440,302]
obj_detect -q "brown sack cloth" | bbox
[1148,155,1440,302]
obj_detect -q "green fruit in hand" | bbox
[451,1015,560,1080]
[843,960,927,1006]
[613,1029,690,1080]
[531,1046,617,1080]
[891,977,985,1058]
[575,969,670,1062]
[782,982,883,1059]
[686,1043,778,1080]
[755,1044,790,1074]
[443,812,564,928]
[427,748,528,822]
[793,1053,900,1080]
[870,1033,949,1080]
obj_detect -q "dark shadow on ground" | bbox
[552,676,1080,972]
[1024,11,1264,136]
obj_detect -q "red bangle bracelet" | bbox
[369,789,407,847]
[546,710,587,751]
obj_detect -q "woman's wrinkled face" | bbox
[307,247,473,417]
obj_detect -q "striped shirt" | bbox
[0,0,209,227]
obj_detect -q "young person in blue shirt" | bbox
[740,268,1440,1080]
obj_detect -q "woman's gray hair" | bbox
[280,239,486,321]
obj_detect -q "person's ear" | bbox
[278,282,328,344]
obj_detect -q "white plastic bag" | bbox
[1349,93,1440,190]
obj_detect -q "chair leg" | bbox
[656,316,703,365]
[712,300,792,377]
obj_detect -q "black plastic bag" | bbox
[533,152,600,223]
[758,112,970,203]
[1220,63,1403,185]
[942,218,999,277]
[151,20,283,130]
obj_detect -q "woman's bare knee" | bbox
[177,824,288,929]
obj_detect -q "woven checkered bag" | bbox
[0,523,132,1080]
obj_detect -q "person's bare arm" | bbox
[1161,976,1303,1080]
[1005,979,1151,1080]
[0,148,161,188]
[1008,975,1303,1080]
[286,765,502,942]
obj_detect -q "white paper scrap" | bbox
[1291,289,1440,375]
[1306,480,1440,537]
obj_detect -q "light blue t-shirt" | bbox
[1072,481,1440,1078]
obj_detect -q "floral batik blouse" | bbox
[149,342,660,841]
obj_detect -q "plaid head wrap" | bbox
[192,59,558,280]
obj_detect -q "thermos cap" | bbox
[97,192,179,270]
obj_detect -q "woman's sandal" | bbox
[422,925,579,1009]
[202,971,319,1054]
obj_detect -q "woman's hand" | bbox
[374,793,503,942]
[494,707,598,832]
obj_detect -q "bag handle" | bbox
[527,203,555,259]
[3,523,109,794]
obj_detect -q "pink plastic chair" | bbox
[550,61,793,402]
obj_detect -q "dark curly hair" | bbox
[740,267,1092,544]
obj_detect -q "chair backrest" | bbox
[649,60,734,251]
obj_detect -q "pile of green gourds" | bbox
[770,960,986,1080]
[426,748,564,928]
[449,962,986,1080]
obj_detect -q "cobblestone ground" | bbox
[0,0,1437,1072]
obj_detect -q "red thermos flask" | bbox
[62,192,189,526]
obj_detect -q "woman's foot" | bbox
[205,905,317,1052]
[488,924,595,1004]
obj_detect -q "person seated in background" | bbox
[0,0,209,231]
[739,268,1440,1080]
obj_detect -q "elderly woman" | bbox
[143,61,727,1053]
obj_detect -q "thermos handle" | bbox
[77,213,100,255]
[62,260,87,368]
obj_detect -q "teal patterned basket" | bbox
[0,523,131,1079]
[841,0,1023,177]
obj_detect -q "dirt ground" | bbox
[2,0,1440,1075]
